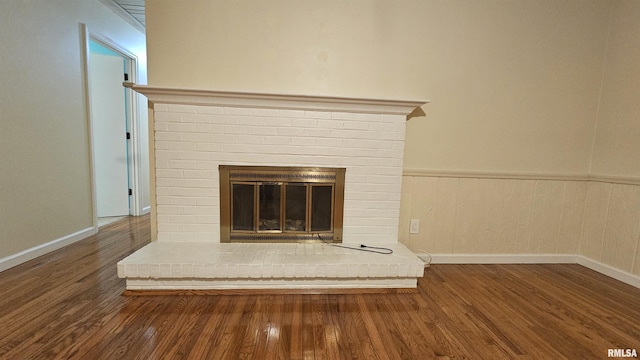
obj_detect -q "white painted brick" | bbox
[341,121,370,130]
[250,108,278,117]
[224,125,252,135]
[182,151,212,161]
[154,103,168,112]
[182,223,217,233]
[277,109,306,118]
[169,160,197,169]
[181,132,211,142]
[182,206,216,215]
[196,197,216,206]
[276,127,305,136]
[358,264,369,278]
[382,114,403,123]
[292,118,317,128]
[381,132,406,141]
[222,143,254,153]
[288,137,318,147]
[331,112,358,120]
[224,107,252,116]
[183,188,216,197]
[195,232,217,241]
[196,124,225,134]
[183,170,214,179]
[217,115,242,125]
[153,101,406,245]
[236,135,265,144]
[181,114,211,124]
[167,122,198,133]
[193,264,205,278]
[155,132,182,141]
[153,112,173,122]
[302,128,332,138]
[156,169,183,179]
[316,119,343,129]
[155,141,170,150]
[211,134,237,143]
[156,150,183,161]
[167,179,207,189]
[169,197,199,206]
[305,111,332,119]
[356,113,384,122]
[250,126,278,136]
[157,205,184,215]
[168,142,197,151]
[330,129,371,139]
[125,264,138,277]
[263,136,290,145]
[182,215,217,225]
[155,123,169,131]
[195,106,224,115]
[168,104,197,114]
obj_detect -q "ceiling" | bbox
[101,0,146,31]
[113,0,145,27]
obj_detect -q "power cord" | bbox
[317,234,394,255]
[413,248,432,266]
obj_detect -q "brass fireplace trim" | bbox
[219,165,345,243]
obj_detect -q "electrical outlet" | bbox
[409,219,420,234]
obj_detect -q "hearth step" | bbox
[117,242,425,292]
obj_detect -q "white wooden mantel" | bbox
[123,82,428,115]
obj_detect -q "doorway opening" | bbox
[89,39,131,220]
[81,24,146,228]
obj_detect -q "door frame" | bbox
[80,24,145,228]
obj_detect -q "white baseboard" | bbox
[576,256,640,289]
[0,226,97,272]
[141,206,151,215]
[428,253,640,289]
[429,253,578,264]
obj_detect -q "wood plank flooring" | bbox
[1,215,639,359]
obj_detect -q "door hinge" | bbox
[126,132,131,140]
[128,189,132,196]
[124,73,129,81]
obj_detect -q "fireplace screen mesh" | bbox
[220,166,345,243]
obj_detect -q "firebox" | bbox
[219,165,345,243]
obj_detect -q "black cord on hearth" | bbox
[316,234,393,255]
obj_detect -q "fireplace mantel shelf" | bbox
[124,82,428,115]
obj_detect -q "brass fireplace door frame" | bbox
[219,165,345,243]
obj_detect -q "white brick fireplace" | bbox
[118,85,428,292]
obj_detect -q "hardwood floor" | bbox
[1,215,639,359]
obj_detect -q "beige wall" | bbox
[0,0,146,259]
[145,1,640,281]
[590,0,640,178]
[147,0,610,174]
[398,0,640,279]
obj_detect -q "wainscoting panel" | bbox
[400,172,640,281]
[580,181,612,261]
[582,181,640,275]
[400,176,588,256]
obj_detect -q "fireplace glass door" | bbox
[220,166,345,243]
